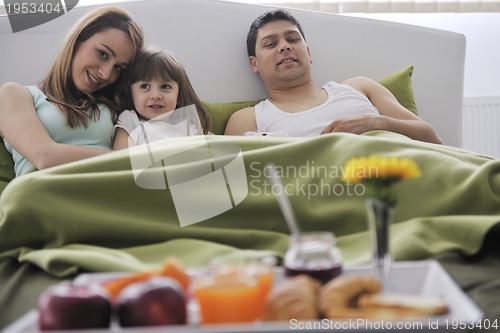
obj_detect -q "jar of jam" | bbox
[284,231,342,284]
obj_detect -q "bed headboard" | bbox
[0,0,466,147]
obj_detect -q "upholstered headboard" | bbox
[0,0,466,147]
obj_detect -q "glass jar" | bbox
[284,231,342,284]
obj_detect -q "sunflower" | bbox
[342,156,421,206]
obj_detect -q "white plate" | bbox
[4,260,484,333]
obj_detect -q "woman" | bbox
[0,6,144,177]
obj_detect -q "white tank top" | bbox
[255,81,379,137]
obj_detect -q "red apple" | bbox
[118,276,187,327]
[38,282,111,330]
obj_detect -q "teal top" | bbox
[3,86,114,177]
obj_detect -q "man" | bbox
[224,9,442,144]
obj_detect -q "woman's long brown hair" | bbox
[39,6,144,128]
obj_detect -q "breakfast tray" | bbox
[4,260,484,333]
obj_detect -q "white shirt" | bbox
[115,107,202,146]
[255,81,380,137]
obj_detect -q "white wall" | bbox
[1,2,497,97]
[346,13,500,157]
[344,12,500,98]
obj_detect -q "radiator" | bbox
[462,96,500,158]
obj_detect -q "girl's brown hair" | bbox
[39,6,144,128]
[116,47,211,134]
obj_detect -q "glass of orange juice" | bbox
[194,253,276,324]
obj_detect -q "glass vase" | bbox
[365,197,394,289]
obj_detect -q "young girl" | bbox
[0,6,144,177]
[113,47,211,150]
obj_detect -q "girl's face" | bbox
[71,28,134,94]
[131,79,179,120]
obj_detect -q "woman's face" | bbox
[71,28,134,94]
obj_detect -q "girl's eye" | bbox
[140,83,150,89]
[161,84,171,90]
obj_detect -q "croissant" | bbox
[318,275,381,318]
[264,275,322,321]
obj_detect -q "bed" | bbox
[1,0,499,331]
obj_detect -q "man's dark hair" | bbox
[246,9,306,57]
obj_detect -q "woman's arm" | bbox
[322,77,442,144]
[0,82,112,170]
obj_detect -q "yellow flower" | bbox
[342,156,421,207]
[342,156,420,183]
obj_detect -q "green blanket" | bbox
[0,131,499,277]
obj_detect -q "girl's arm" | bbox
[113,127,132,150]
[0,82,112,170]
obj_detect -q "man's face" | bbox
[250,20,312,87]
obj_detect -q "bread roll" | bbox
[358,293,449,316]
[320,306,427,319]
[319,275,382,316]
[264,275,322,321]
[266,273,449,321]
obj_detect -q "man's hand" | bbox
[320,113,384,135]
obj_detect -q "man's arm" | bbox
[322,77,442,144]
[224,107,258,135]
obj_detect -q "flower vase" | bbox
[365,197,394,289]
